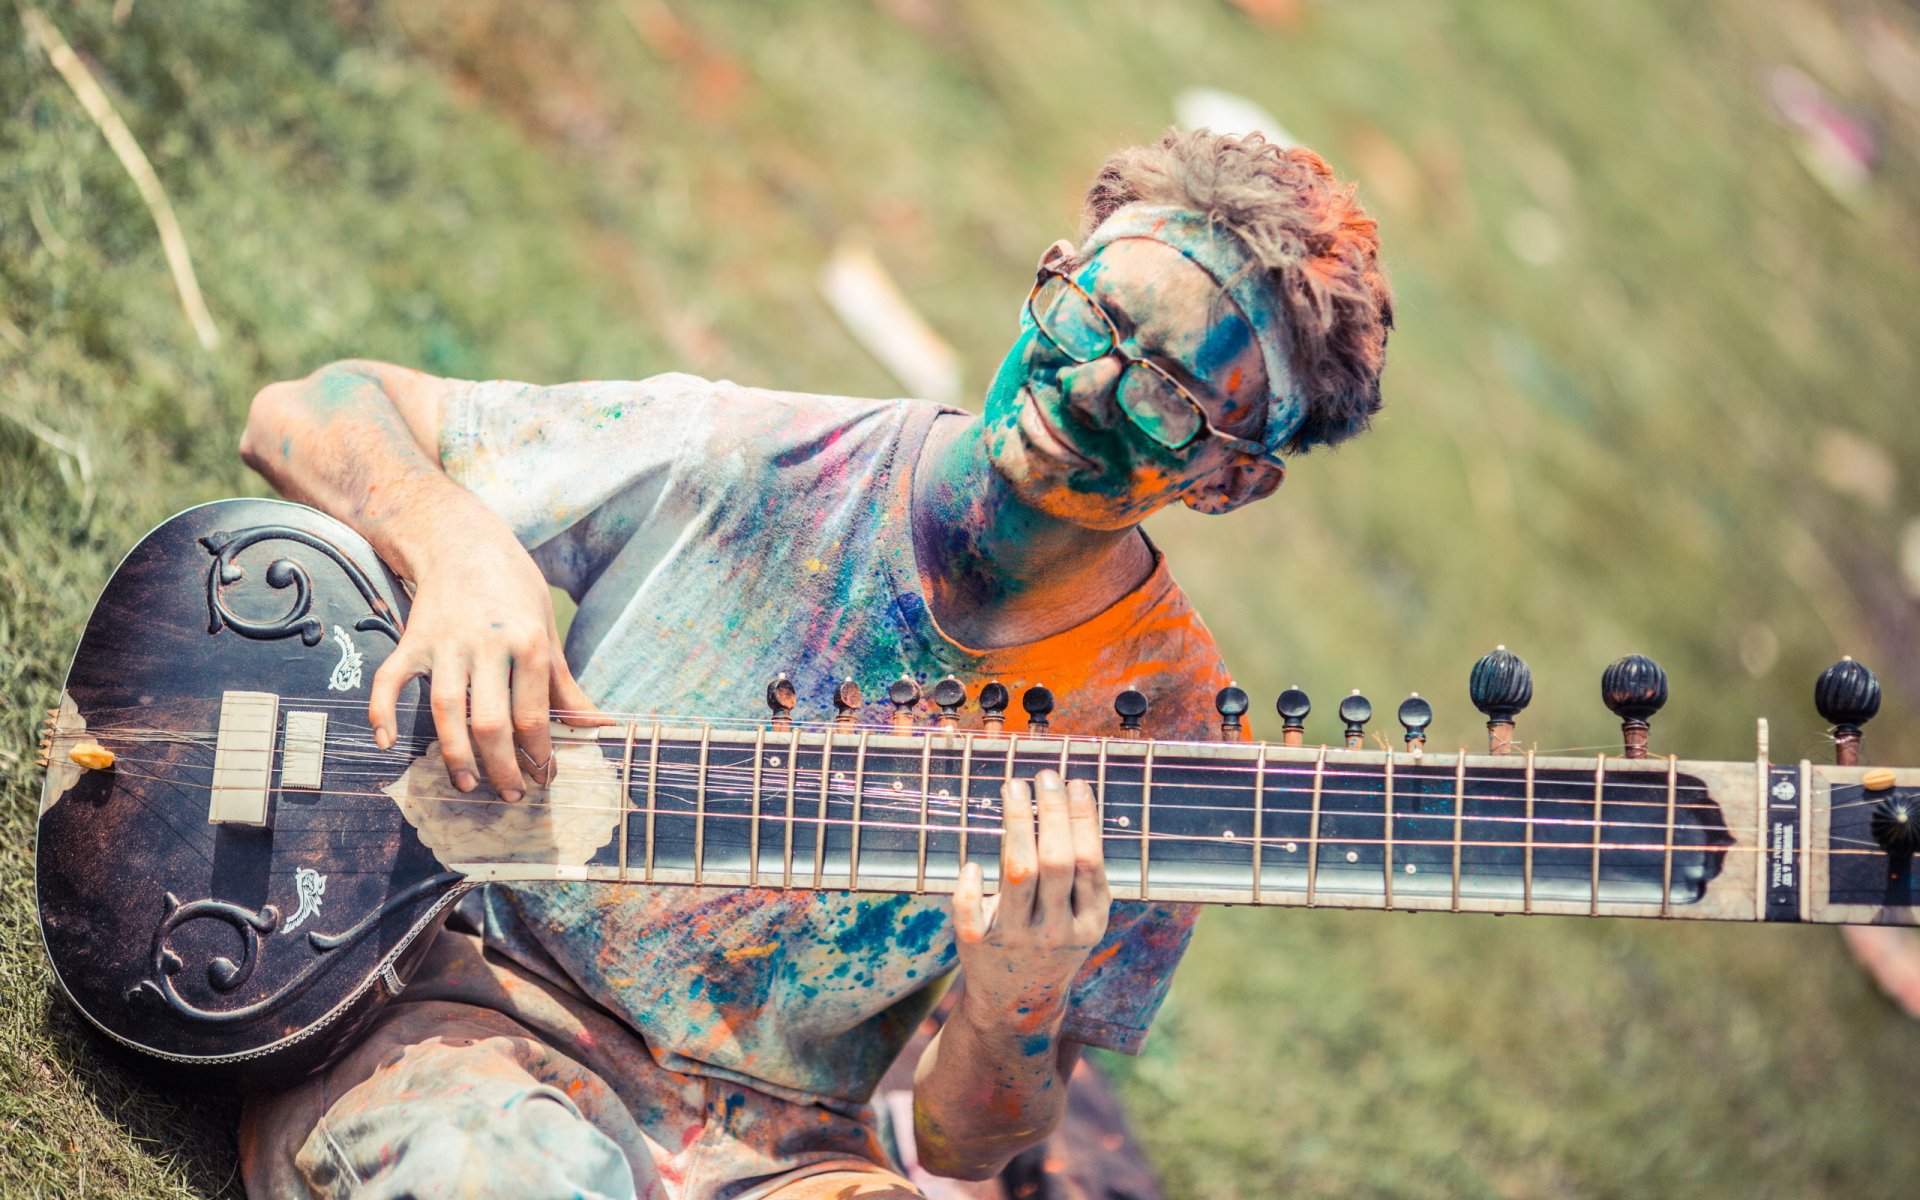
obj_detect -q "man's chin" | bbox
[983,432,1160,531]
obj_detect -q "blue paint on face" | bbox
[1195,310,1254,380]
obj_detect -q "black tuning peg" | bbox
[766,674,797,732]
[978,681,1010,730]
[931,676,967,729]
[1339,691,1372,749]
[1816,657,1881,767]
[1470,645,1532,755]
[1866,770,1917,863]
[1114,689,1148,739]
[1397,694,1433,751]
[1215,684,1249,741]
[1276,687,1310,747]
[1022,685,1055,734]
[1601,655,1668,759]
[832,679,863,727]
[888,676,923,730]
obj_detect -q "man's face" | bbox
[981,237,1274,529]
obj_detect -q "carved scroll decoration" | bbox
[199,526,403,647]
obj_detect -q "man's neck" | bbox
[909,414,1155,650]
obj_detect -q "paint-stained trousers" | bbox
[239,925,921,1200]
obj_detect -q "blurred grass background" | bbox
[5,0,1920,1195]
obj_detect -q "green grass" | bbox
[5,0,1920,1194]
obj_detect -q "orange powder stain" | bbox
[723,941,779,962]
[1226,367,1244,393]
[1081,940,1121,973]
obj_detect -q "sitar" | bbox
[32,500,1920,1091]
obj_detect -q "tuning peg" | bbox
[978,681,1010,730]
[1816,657,1881,767]
[1215,684,1249,741]
[1276,687,1310,747]
[1601,655,1668,759]
[1470,645,1532,755]
[1114,689,1148,739]
[833,679,863,727]
[888,676,923,730]
[1339,691,1372,749]
[1022,685,1055,734]
[766,674,797,732]
[1397,694,1433,752]
[1866,770,1918,860]
[931,677,966,729]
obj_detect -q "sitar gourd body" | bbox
[33,501,1920,1091]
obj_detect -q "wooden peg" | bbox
[930,677,966,729]
[887,676,923,731]
[978,681,1009,730]
[1601,655,1668,759]
[1114,689,1148,739]
[1816,656,1881,767]
[1397,694,1433,753]
[766,674,797,732]
[1339,691,1372,749]
[1470,645,1533,755]
[1276,687,1310,747]
[1215,684,1249,741]
[832,679,862,727]
[1022,685,1055,734]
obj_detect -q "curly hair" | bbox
[1079,129,1393,453]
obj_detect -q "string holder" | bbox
[1816,656,1881,767]
[1215,684,1249,741]
[1339,691,1372,749]
[978,681,1010,730]
[1114,689,1148,739]
[1276,687,1310,748]
[1601,655,1668,760]
[766,674,797,733]
[1397,694,1433,754]
[930,677,966,729]
[1470,645,1532,756]
[832,679,862,728]
[887,676,922,731]
[1022,685,1055,734]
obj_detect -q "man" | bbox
[236,129,1391,1200]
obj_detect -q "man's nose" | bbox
[1057,354,1124,431]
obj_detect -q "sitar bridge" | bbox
[208,691,328,826]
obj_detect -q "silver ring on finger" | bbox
[516,743,556,784]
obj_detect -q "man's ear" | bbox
[1182,457,1286,515]
[1037,239,1077,273]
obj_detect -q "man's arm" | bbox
[239,359,604,801]
[912,771,1108,1180]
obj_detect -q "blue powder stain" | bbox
[724,1092,745,1121]
[688,977,705,999]
[1195,311,1254,377]
[831,895,911,956]
[894,906,945,956]
[1020,1033,1051,1057]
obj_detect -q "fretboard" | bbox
[441,724,1756,922]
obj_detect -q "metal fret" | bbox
[1140,741,1156,902]
[1095,739,1110,841]
[1002,737,1018,883]
[1589,754,1606,917]
[957,735,975,868]
[1660,754,1678,918]
[1306,746,1327,907]
[617,722,637,883]
[914,736,933,894]
[1522,749,1537,915]
[1250,742,1267,905]
[1383,753,1396,909]
[643,723,662,884]
[813,729,834,891]
[782,727,801,890]
[749,726,765,887]
[1450,752,1465,911]
[692,725,712,886]
[849,731,870,890]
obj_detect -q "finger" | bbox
[368,643,424,750]
[428,654,477,792]
[1067,779,1112,927]
[549,647,613,727]
[468,654,521,802]
[951,861,987,944]
[1034,770,1076,921]
[509,642,555,787]
[999,778,1038,925]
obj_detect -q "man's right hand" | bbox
[241,359,609,801]
[367,511,610,803]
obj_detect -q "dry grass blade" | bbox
[18,6,219,351]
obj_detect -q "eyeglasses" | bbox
[1025,267,1269,458]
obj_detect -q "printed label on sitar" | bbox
[383,738,622,868]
